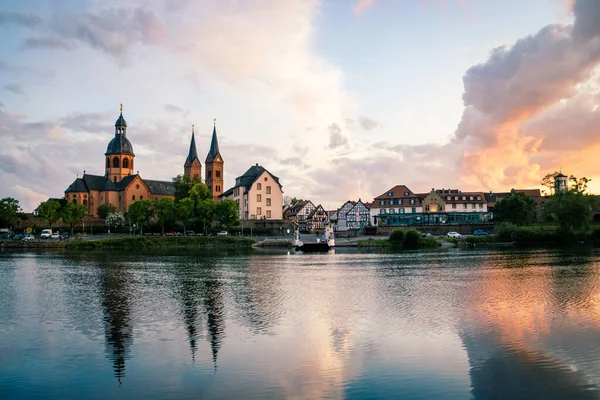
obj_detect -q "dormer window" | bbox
[454,196,458,200]
[462,196,466,201]
[476,196,481,200]
[404,192,409,196]
[469,196,473,201]
[446,196,451,200]
[388,192,393,197]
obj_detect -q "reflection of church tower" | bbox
[100,267,133,384]
[105,104,134,183]
[205,120,224,200]
[204,278,225,371]
[184,125,202,181]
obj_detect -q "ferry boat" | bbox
[293,223,335,252]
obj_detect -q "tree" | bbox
[38,200,62,228]
[173,174,202,202]
[291,197,304,206]
[540,172,560,196]
[97,203,117,219]
[196,199,216,235]
[105,212,126,233]
[189,182,212,204]
[126,200,153,235]
[154,197,176,235]
[543,191,590,232]
[61,203,87,235]
[0,197,21,228]
[493,193,537,225]
[215,199,239,229]
[569,175,591,194]
[176,197,194,232]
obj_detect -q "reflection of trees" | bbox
[99,262,133,384]
[173,258,226,371]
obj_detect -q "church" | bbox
[64,106,224,217]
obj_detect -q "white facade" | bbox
[222,169,283,220]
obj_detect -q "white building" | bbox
[220,164,283,220]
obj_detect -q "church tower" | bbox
[184,125,202,181]
[105,104,134,183]
[205,119,224,199]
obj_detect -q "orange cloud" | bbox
[353,0,376,15]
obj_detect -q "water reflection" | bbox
[99,261,133,383]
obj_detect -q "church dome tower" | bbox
[184,125,202,180]
[205,119,224,199]
[105,104,135,183]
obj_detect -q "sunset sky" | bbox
[1,0,599,211]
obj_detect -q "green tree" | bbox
[196,199,216,235]
[176,197,194,232]
[105,212,126,233]
[126,200,153,235]
[38,200,62,228]
[61,203,87,235]
[493,193,537,225]
[540,172,560,196]
[569,175,591,194]
[172,174,202,202]
[0,197,22,228]
[154,197,176,235]
[543,191,590,232]
[97,203,117,219]
[189,182,212,204]
[215,199,239,229]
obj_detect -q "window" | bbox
[217,185,220,192]
[112,157,119,168]
[257,194,262,202]
[83,200,87,206]
[425,205,430,211]
[399,199,403,205]
[266,186,271,194]
[132,195,136,201]
[266,210,271,218]
[257,183,262,190]
[388,192,393,196]
[479,203,483,209]
[412,207,416,213]
[472,204,476,209]
[469,196,473,201]
[266,198,271,206]
[216,170,221,178]
[455,196,459,200]
[389,209,394,214]
[446,196,451,200]
[476,196,481,200]
[113,176,117,183]
[257,207,262,215]
[463,204,467,209]
[410,199,415,204]
[404,192,409,196]
[452,204,457,209]
[379,209,385,215]
[462,196,466,201]
[136,184,140,189]
[380,200,385,206]
[140,195,143,200]
[123,158,129,169]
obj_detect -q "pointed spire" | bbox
[185,125,199,166]
[207,118,221,161]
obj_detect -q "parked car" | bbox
[217,231,228,236]
[23,234,35,241]
[447,232,462,238]
[13,234,24,241]
[164,232,176,236]
[185,230,195,236]
[473,230,490,236]
[2,232,14,240]
[51,232,60,239]
[40,229,53,239]
[175,232,183,236]
[421,232,434,238]
[60,232,70,240]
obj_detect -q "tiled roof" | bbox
[440,192,487,203]
[374,185,416,200]
[220,187,234,197]
[65,178,89,193]
[229,164,282,193]
[145,179,176,195]
[307,205,326,220]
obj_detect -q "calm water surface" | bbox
[2,248,600,399]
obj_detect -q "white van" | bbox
[40,229,53,239]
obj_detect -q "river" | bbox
[1,247,600,399]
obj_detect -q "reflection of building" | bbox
[220,164,284,220]
[99,265,133,383]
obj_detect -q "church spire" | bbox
[185,125,199,166]
[207,119,221,161]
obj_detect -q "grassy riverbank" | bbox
[1,236,256,250]
[358,229,439,250]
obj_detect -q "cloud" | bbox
[452,0,600,190]
[327,123,349,150]
[359,116,380,131]
[353,0,376,15]
[3,84,25,95]
[21,37,73,50]
[50,8,168,61]
[0,12,42,28]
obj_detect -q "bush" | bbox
[403,230,421,249]
[494,222,519,242]
[389,229,405,244]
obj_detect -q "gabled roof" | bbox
[144,179,176,195]
[286,200,314,217]
[306,204,327,220]
[440,191,486,203]
[233,164,282,190]
[65,178,89,193]
[374,185,416,200]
